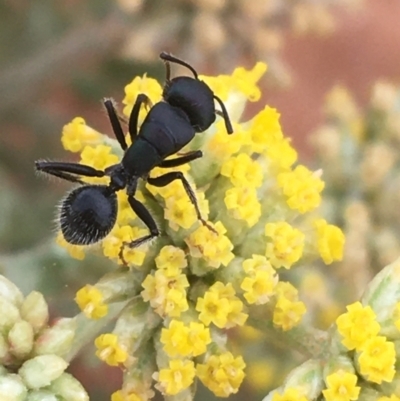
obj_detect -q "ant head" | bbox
[59,185,118,245]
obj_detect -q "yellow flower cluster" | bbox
[337,302,395,384]
[322,370,360,401]
[54,60,346,399]
[196,352,246,397]
[265,258,400,401]
[141,246,190,318]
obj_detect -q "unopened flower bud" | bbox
[18,355,68,389]
[25,390,58,401]
[48,372,89,401]
[0,296,20,331]
[20,292,49,333]
[0,334,10,364]
[34,318,76,357]
[0,275,23,307]
[8,320,34,359]
[0,373,27,401]
[283,359,323,400]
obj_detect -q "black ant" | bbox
[36,52,233,252]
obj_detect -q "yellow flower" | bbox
[160,320,191,357]
[196,288,231,328]
[75,285,108,319]
[196,282,247,328]
[230,62,267,101]
[265,222,305,269]
[80,144,119,171]
[336,302,380,351]
[141,271,189,318]
[187,321,212,356]
[241,269,278,305]
[242,254,274,275]
[95,333,128,366]
[161,320,211,358]
[116,190,138,225]
[186,221,234,270]
[122,74,163,119]
[200,62,267,102]
[275,281,299,302]
[314,218,345,264]
[224,186,261,227]
[277,165,325,213]
[357,336,396,384]
[221,153,263,188]
[61,117,101,153]
[102,225,148,266]
[273,296,307,331]
[249,106,283,154]
[164,189,209,231]
[155,245,187,276]
[196,352,246,397]
[322,370,360,401]
[266,137,298,171]
[156,359,196,395]
[206,121,247,160]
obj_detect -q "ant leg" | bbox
[147,172,217,234]
[103,98,128,151]
[119,196,159,264]
[159,52,199,79]
[214,95,233,134]
[128,93,152,143]
[35,161,105,184]
[158,150,202,168]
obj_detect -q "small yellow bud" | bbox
[8,320,34,359]
[0,296,20,331]
[0,275,24,307]
[0,373,27,401]
[48,372,89,401]
[20,292,49,333]
[34,318,76,357]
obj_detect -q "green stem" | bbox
[65,301,130,362]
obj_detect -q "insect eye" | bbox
[60,185,118,245]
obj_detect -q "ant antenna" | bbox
[214,95,233,134]
[160,52,199,80]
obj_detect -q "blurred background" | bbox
[1,0,400,400]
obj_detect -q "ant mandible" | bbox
[36,52,233,251]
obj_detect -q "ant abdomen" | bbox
[60,185,118,245]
